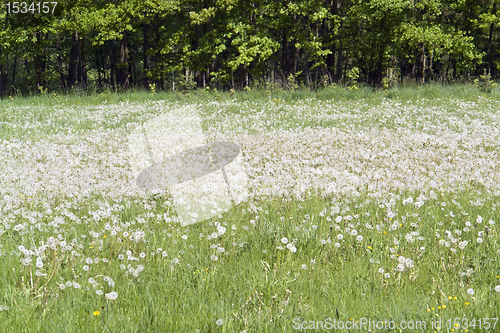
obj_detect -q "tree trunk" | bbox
[100,46,106,85]
[116,31,129,88]
[110,40,117,90]
[11,55,17,90]
[486,3,496,73]
[0,49,7,98]
[143,23,150,89]
[95,51,102,87]
[68,32,79,88]
[282,29,290,84]
[154,14,164,90]
[0,64,5,98]
[417,43,425,80]
[78,34,87,87]
[34,32,46,88]
[56,34,66,90]
[427,50,433,82]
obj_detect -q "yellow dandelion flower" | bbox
[93,311,100,316]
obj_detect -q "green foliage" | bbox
[0,0,499,95]
[346,67,361,91]
[474,69,498,94]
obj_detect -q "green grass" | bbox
[0,189,499,332]
[1,81,498,108]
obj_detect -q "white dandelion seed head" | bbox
[105,291,118,300]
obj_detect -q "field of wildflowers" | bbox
[0,88,499,332]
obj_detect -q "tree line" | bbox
[0,0,499,96]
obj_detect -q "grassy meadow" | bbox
[0,84,499,332]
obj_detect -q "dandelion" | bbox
[384,273,390,279]
[378,268,384,273]
[216,319,223,326]
[495,286,500,292]
[59,284,66,290]
[281,237,288,244]
[337,234,343,240]
[105,291,118,300]
[477,238,483,243]
[211,255,218,261]
[356,235,363,241]
[467,288,475,295]
[83,265,90,271]
[301,264,307,269]
[172,258,179,264]
[405,258,414,268]
[93,311,100,316]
